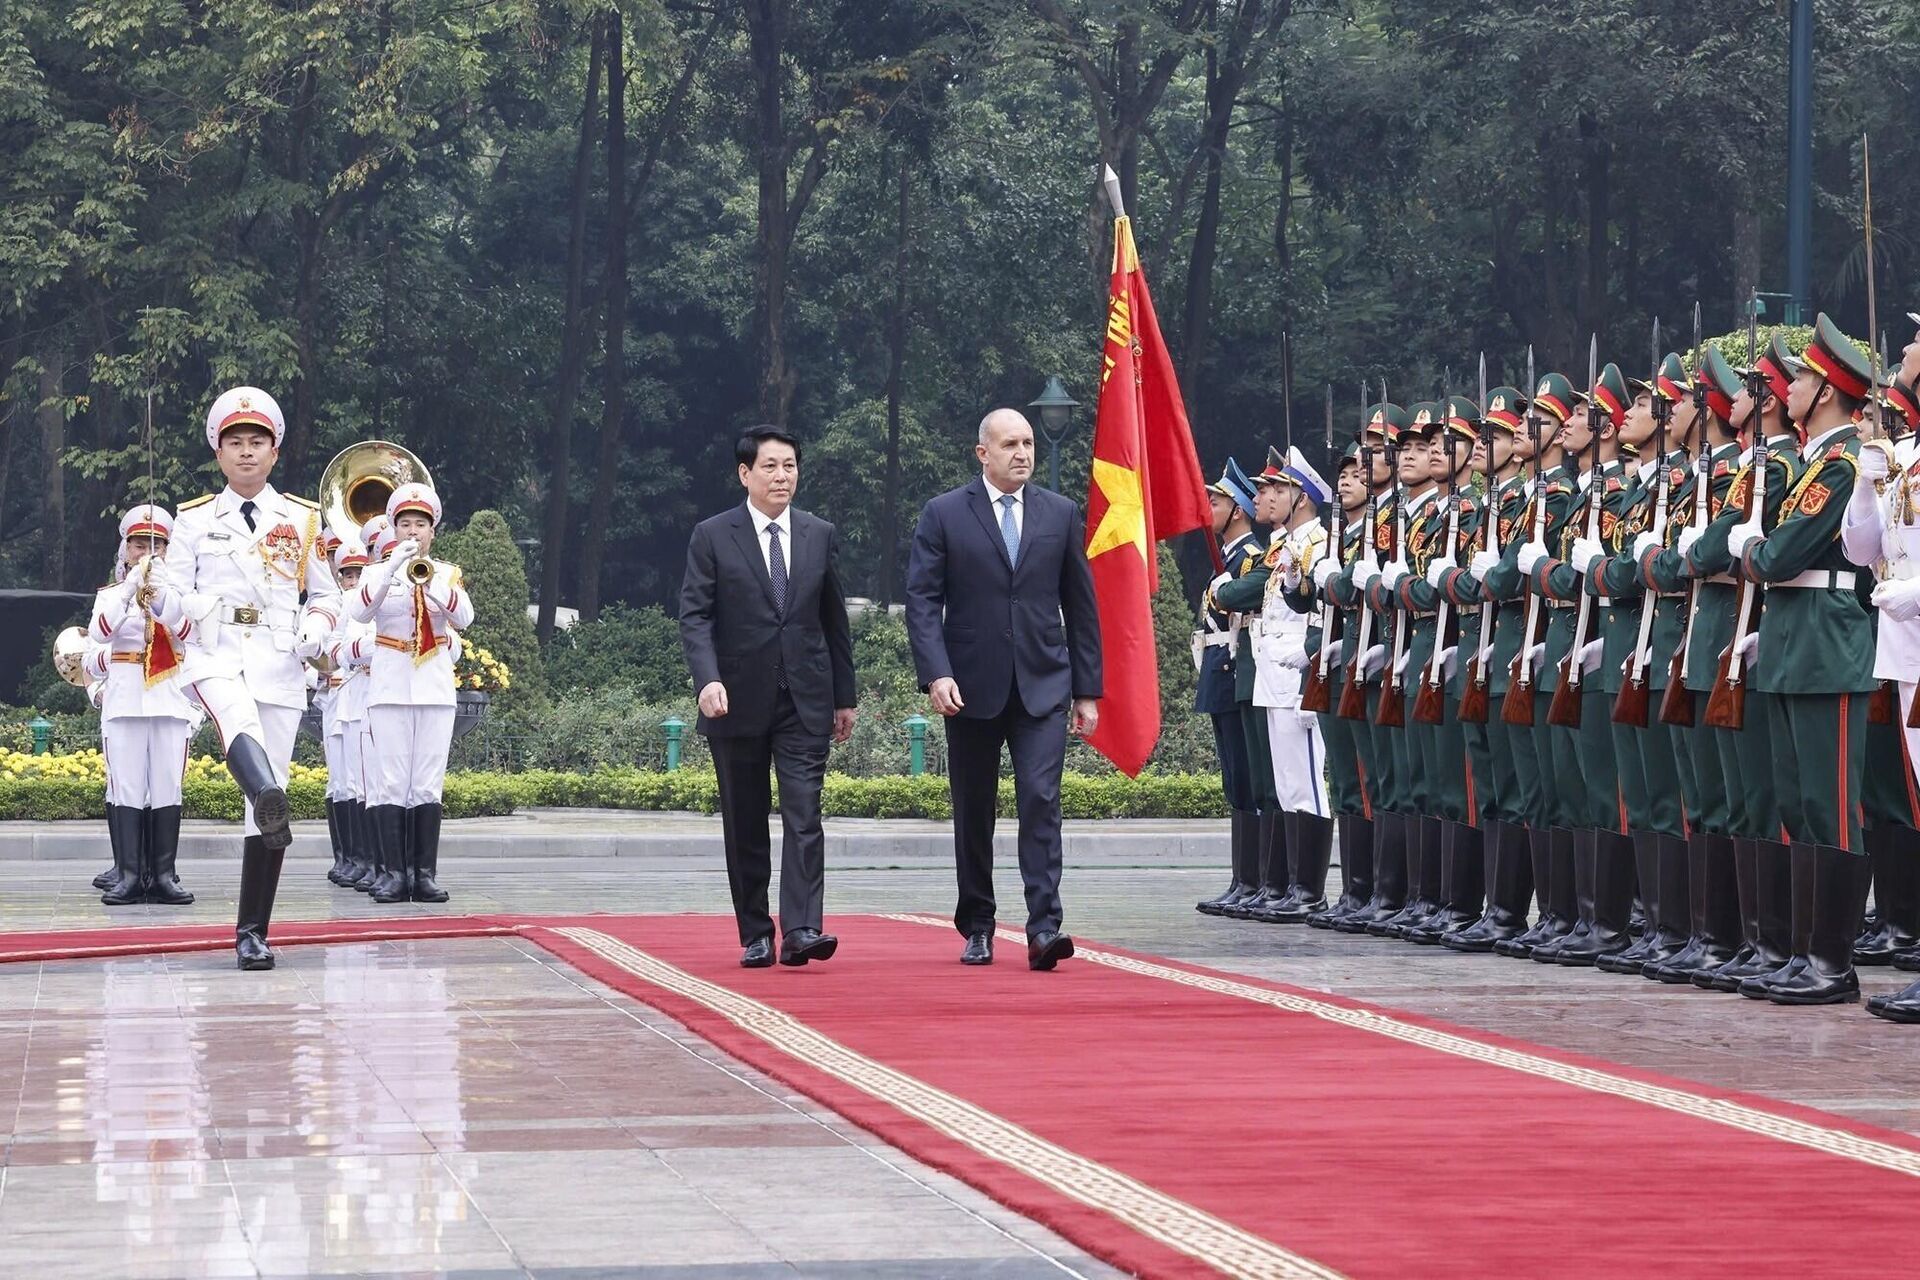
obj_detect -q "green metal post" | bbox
[904,714,928,776]
[662,716,684,772]
[27,716,52,756]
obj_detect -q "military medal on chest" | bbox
[259,522,304,580]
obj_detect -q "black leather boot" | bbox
[1854,824,1919,964]
[1446,820,1534,952]
[145,806,193,905]
[1410,821,1484,943]
[99,804,149,905]
[1749,845,1870,1005]
[411,803,449,903]
[324,799,347,886]
[1553,831,1635,965]
[1199,811,1255,914]
[1236,813,1288,920]
[342,800,377,890]
[1273,813,1332,922]
[1344,811,1407,931]
[91,861,116,890]
[1375,816,1443,938]
[1534,828,1597,962]
[235,834,285,970]
[1648,833,1740,982]
[1496,826,1559,957]
[371,805,411,903]
[1699,836,1763,990]
[225,733,291,850]
[1601,832,1665,972]
[1311,814,1372,928]
[1706,838,1793,992]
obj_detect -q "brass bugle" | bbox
[405,557,435,585]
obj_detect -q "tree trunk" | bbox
[577,8,627,622]
[37,349,65,590]
[535,21,604,642]
[1731,205,1762,331]
[880,158,912,606]
[1178,32,1226,418]
[0,314,22,544]
[746,0,794,425]
[287,62,322,485]
[1580,110,1610,342]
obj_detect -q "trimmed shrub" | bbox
[432,509,545,707]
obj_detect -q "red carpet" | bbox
[7,911,1920,1278]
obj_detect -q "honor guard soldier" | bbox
[330,518,391,893]
[1721,315,1877,1004]
[345,483,473,905]
[85,504,197,906]
[1247,446,1333,920]
[1195,460,1269,916]
[145,388,338,969]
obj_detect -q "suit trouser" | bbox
[710,688,832,945]
[1266,704,1328,816]
[1686,720,1731,835]
[322,719,345,801]
[1766,691,1869,851]
[332,723,361,803]
[101,716,190,809]
[1533,704,1574,829]
[945,697,1069,939]
[368,704,455,808]
[1463,717,1501,824]
[1346,679,1383,817]
[187,677,299,838]
[1719,702,1780,840]
[1211,711,1254,812]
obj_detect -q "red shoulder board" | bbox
[1713,459,1731,477]
[1606,476,1624,492]
[1826,444,1847,460]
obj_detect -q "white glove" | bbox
[1381,558,1410,589]
[1425,556,1458,589]
[1360,644,1387,678]
[1516,541,1548,574]
[296,613,330,659]
[1571,537,1606,576]
[1477,642,1495,667]
[1726,521,1762,560]
[1439,645,1459,678]
[1859,441,1893,482]
[1579,639,1604,673]
[1393,649,1411,676]
[1312,558,1340,590]
[392,538,422,563]
[1356,555,1382,587]
[144,584,180,622]
[1631,532,1660,559]
[1526,643,1546,670]
[1280,648,1310,671]
[1322,640,1345,666]
[1469,549,1500,577]
[1676,525,1704,558]
[1872,578,1920,623]
[1735,630,1759,663]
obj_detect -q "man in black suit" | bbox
[905,408,1103,969]
[679,425,857,968]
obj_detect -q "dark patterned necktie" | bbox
[768,522,787,615]
[240,499,257,532]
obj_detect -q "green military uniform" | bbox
[1195,459,1266,917]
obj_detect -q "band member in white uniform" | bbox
[311,539,370,887]
[345,484,472,904]
[329,518,389,893]
[84,504,197,906]
[144,387,338,969]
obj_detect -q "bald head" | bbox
[976,408,1036,491]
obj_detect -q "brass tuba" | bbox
[317,440,434,551]
[53,626,90,687]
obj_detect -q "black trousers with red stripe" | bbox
[1766,691,1869,851]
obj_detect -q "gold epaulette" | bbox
[287,494,320,509]
[178,494,215,511]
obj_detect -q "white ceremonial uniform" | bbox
[1842,433,1920,781]
[328,613,376,803]
[1253,517,1330,816]
[83,580,195,809]
[346,558,473,807]
[156,484,337,835]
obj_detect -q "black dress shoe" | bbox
[780,928,839,966]
[1028,931,1075,971]
[741,937,775,968]
[961,932,994,965]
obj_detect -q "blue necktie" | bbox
[767,522,787,615]
[999,494,1020,568]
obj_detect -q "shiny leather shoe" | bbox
[235,933,275,972]
[1028,931,1075,971]
[740,937,775,968]
[779,928,839,966]
[961,932,994,965]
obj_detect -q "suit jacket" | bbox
[904,477,1102,720]
[678,503,856,738]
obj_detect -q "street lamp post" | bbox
[1027,375,1081,493]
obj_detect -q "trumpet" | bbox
[404,557,435,586]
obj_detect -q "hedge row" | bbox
[0,768,1227,822]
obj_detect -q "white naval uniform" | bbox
[327,613,377,803]
[1252,518,1330,817]
[156,484,337,835]
[83,580,195,809]
[1842,433,1920,794]
[345,557,473,807]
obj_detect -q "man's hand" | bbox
[1071,697,1099,737]
[1859,440,1893,482]
[698,681,729,718]
[1726,521,1762,560]
[929,676,965,716]
[1570,536,1606,576]
[1516,541,1548,574]
[832,707,857,743]
[392,538,421,563]
[1676,525,1704,559]
[1469,549,1499,577]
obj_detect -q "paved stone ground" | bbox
[2,813,1918,1277]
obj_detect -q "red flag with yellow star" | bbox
[1082,214,1210,775]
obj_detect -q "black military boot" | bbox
[1238,813,1290,920]
[91,860,117,891]
[324,799,347,886]
[1748,845,1871,1005]
[145,806,193,905]
[1552,831,1635,965]
[1446,820,1533,952]
[371,805,411,903]
[1200,811,1256,915]
[1699,836,1763,990]
[1718,839,1797,993]
[1344,811,1407,932]
[1273,813,1333,922]
[345,800,380,890]
[1410,821,1484,944]
[1854,824,1919,964]
[1496,826,1558,957]
[1375,816,1442,938]
[411,803,449,903]
[235,835,286,970]
[99,804,149,905]
[1533,828,1596,962]
[1637,833,1694,971]
[1311,814,1372,928]
[1648,833,1740,982]
[225,733,291,851]
[1601,832,1664,973]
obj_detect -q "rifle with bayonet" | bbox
[1660,303,1706,727]
[1459,353,1501,725]
[1417,366,1474,725]
[1704,294,1766,731]
[1547,335,1603,728]
[1376,375,1411,728]
[1614,317,1668,727]
[1301,382,1339,714]
[1339,381,1381,721]
[1502,346,1547,726]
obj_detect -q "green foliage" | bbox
[433,510,545,708]
[1702,325,1815,369]
[543,604,689,700]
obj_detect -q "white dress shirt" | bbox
[746,500,793,578]
[982,476,1025,540]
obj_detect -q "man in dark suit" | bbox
[905,408,1103,969]
[679,425,857,968]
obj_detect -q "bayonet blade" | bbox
[1864,133,1886,439]
[1324,382,1333,452]
[1281,330,1294,453]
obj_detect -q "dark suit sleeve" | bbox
[1061,499,1103,699]
[677,521,722,691]
[904,500,951,690]
[820,522,856,708]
